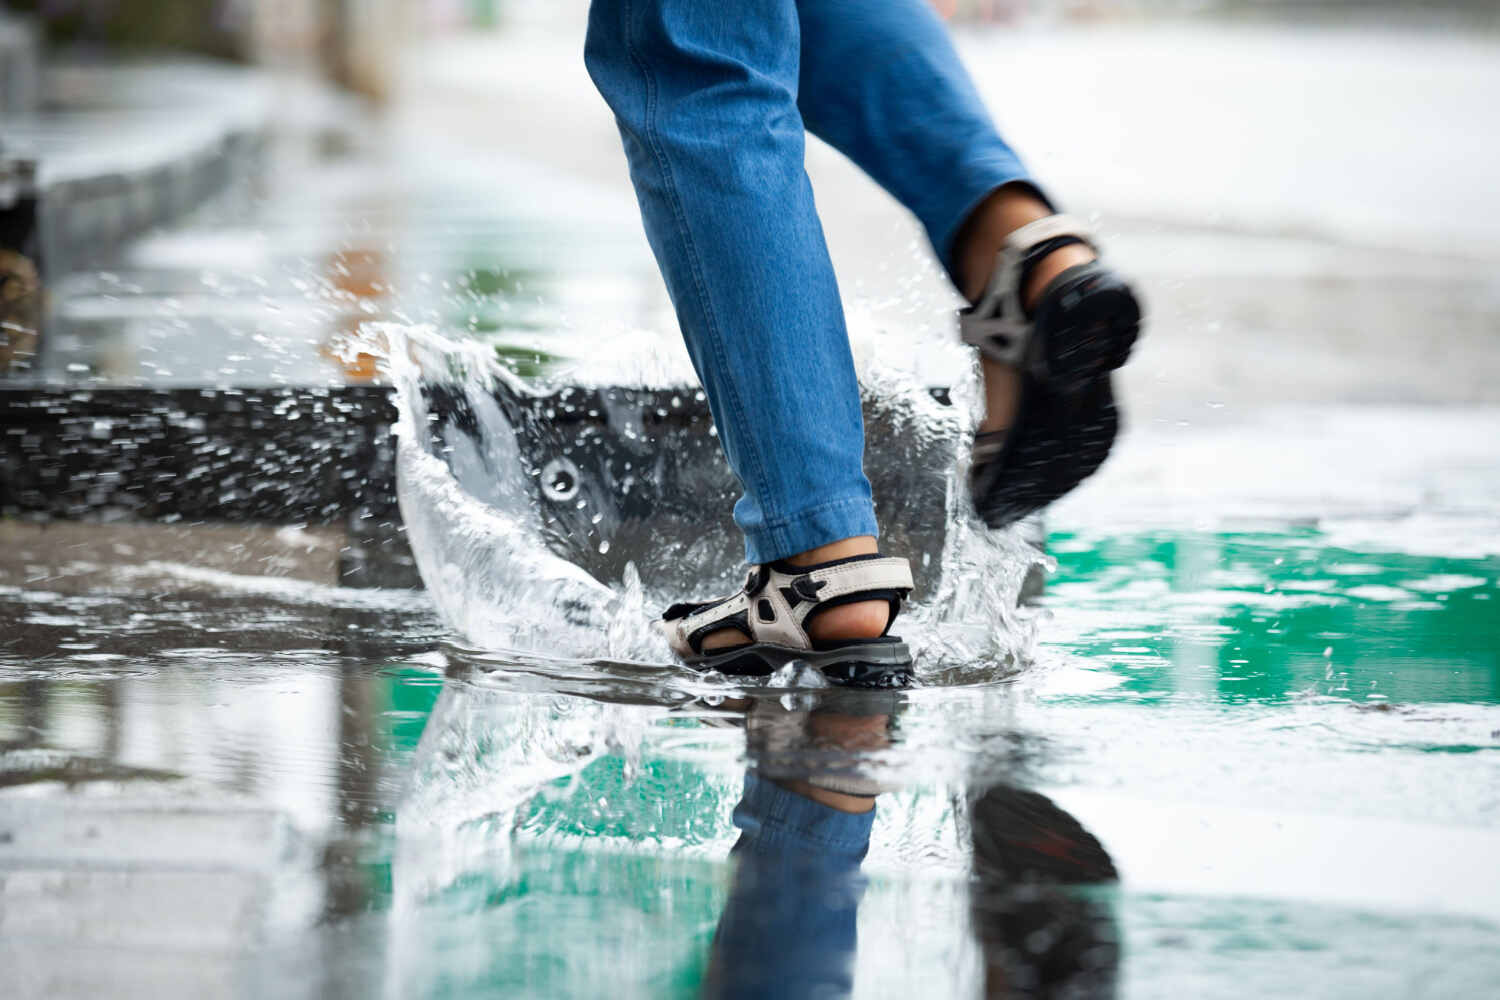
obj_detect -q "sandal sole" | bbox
[686,640,914,689]
[1040,273,1140,391]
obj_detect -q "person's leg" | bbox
[584,0,890,645]
[703,772,873,999]
[704,697,889,996]
[794,0,1097,435]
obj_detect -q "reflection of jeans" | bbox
[585,0,1035,563]
[704,773,875,999]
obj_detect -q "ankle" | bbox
[955,183,1052,302]
[784,534,877,567]
[953,183,1094,306]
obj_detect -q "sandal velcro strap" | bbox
[959,213,1096,367]
[660,554,914,659]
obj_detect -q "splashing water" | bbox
[371,322,1047,680]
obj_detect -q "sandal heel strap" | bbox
[796,555,914,602]
[1003,213,1096,256]
[960,213,1097,366]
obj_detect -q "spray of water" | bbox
[368,321,1047,683]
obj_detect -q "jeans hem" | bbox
[733,772,876,859]
[742,495,880,565]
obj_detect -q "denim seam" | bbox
[621,0,776,522]
[757,494,871,533]
[743,822,871,854]
[753,495,874,558]
[740,775,874,853]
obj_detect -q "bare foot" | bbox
[773,706,891,814]
[954,184,1096,435]
[699,535,890,651]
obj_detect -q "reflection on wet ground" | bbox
[3,516,1497,997]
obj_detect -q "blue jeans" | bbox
[704,773,875,998]
[585,0,1036,564]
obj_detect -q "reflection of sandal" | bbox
[960,214,1141,529]
[660,554,914,688]
[745,691,903,796]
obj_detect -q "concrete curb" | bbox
[2,59,274,283]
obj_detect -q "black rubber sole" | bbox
[972,265,1140,530]
[1039,269,1140,389]
[686,639,914,689]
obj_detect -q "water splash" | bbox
[370,322,1046,679]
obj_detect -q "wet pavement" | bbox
[4,12,1500,1000]
[5,514,1498,997]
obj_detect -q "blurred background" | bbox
[5,0,1497,524]
[3,3,1498,998]
[4,0,1498,395]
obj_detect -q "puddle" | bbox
[379,322,1045,679]
[4,402,1499,998]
